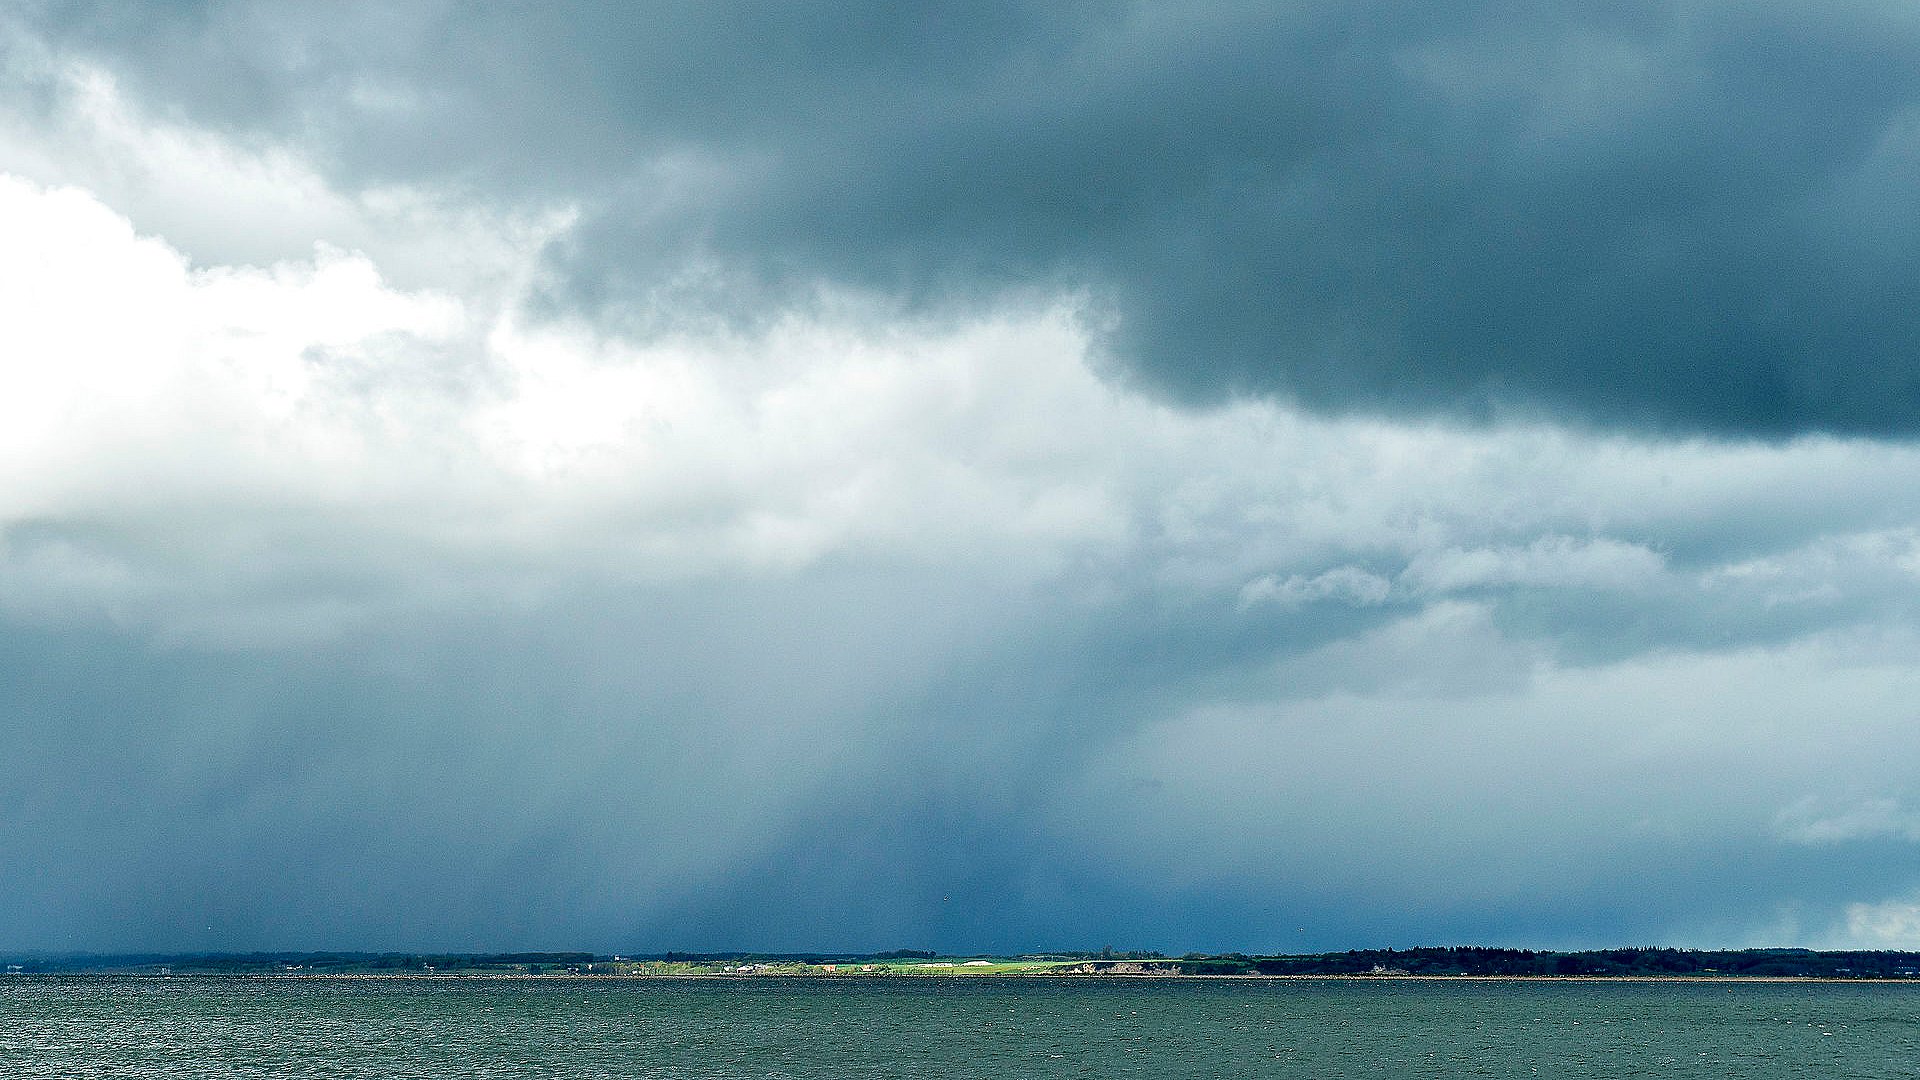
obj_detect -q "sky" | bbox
[5,1,1920,956]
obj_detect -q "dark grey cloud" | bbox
[20,1,1920,433]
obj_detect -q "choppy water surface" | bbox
[2,976,1916,1078]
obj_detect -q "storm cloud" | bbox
[18,1,1920,432]
[4,4,1920,955]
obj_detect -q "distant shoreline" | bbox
[10,947,1917,980]
[12,971,1920,984]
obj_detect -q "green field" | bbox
[601,958,1071,976]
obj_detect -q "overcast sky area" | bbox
[7,1,1920,956]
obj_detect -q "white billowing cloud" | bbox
[0,173,463,502]
[1240,535,1667,611]
[1830,895,1920,950]
[1238,565,1393,609]
[0,170,1189,642]
[0,38,350,264]
[10,158,1920,659]
[0,36,562,291]
[469,303,1142,575]
[1776,796,1920,845]
[1400,534,1666,594]
[1704,528,1920,607]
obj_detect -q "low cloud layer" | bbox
[4,6,1920,954]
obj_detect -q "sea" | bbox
[2,975,1915,1078]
